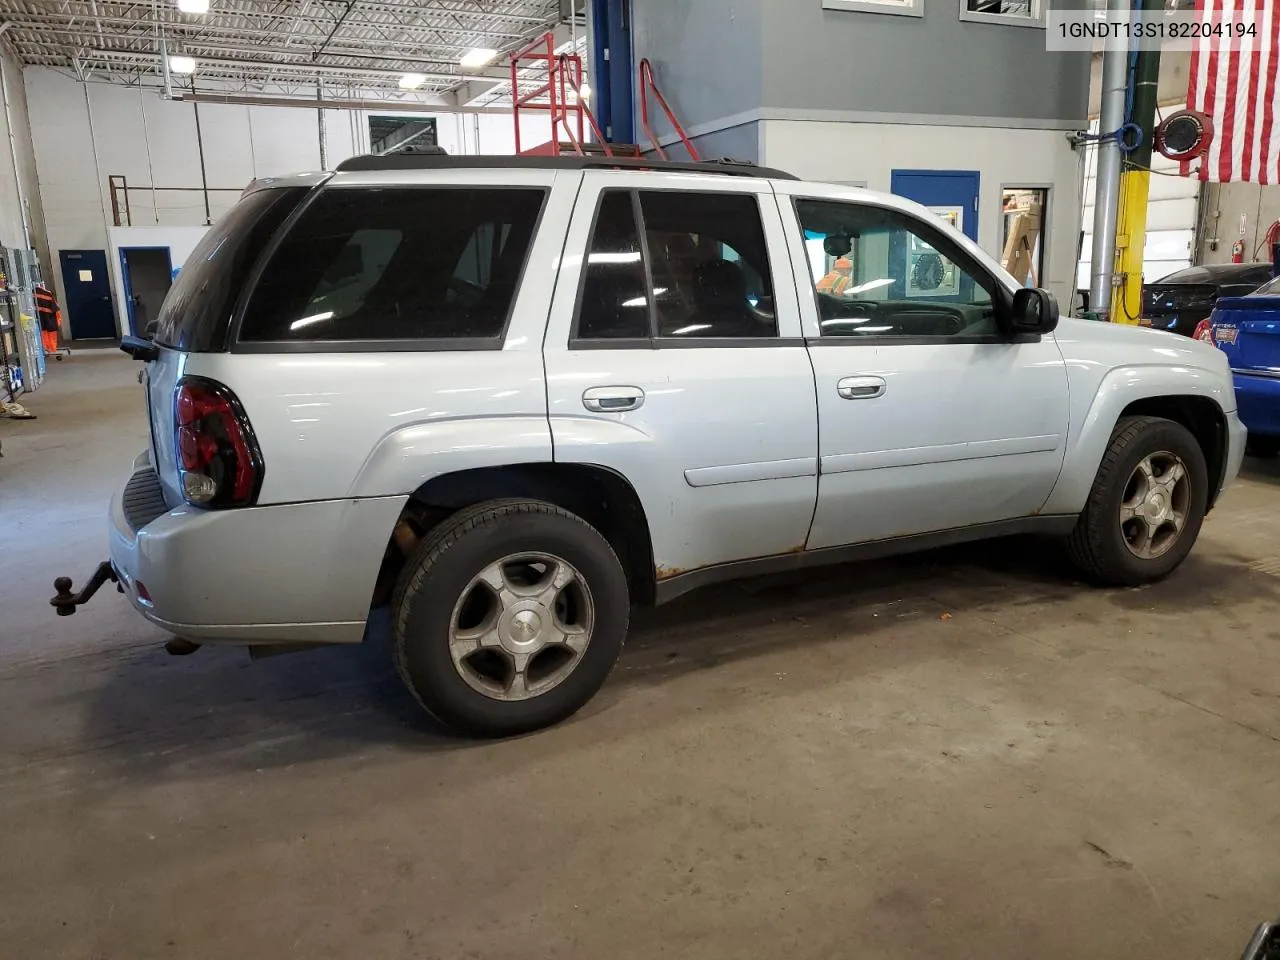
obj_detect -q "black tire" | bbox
[1066,415,1208,586]
[1246,434,1280,459]
[391,498,630,738]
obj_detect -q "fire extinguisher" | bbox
[1232,239,1246,263]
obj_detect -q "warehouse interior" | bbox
[3,2,1280,958]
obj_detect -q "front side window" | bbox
[795,198,999,339]
[239,186,545,343]
[574,189,778,342]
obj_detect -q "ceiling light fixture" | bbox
[398,73,426,90]
[168,55,196,74]
[459,48,497,69]
[176,0,210,13]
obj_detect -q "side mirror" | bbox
[1010,287,1059,335]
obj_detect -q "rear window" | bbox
[153,186,308,351]
[237,186,546,344]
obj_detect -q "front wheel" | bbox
[391,499,630,737]
[1066,415,1208,586]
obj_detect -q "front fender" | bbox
[1040,362,1234,515]
[347,415,554,499]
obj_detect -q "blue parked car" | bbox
[1202,274,1280,456]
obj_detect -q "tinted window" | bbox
[239,187,545,342]
[574,189,778,341]
[639,191,777,338]
[154,186,307,351]
[575,191,651,339]
[795,199,998,339]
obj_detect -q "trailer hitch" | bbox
[50,562,118,616]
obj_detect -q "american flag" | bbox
[1183,0,1280,183]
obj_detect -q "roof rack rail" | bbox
[334,153,798,180]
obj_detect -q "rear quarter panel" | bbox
[1040,317,1237,515]
[184,168,580,504]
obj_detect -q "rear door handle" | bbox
[837,376,886,400]
[582,385,645,412]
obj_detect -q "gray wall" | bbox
[633,0,1090,134]
[1197,182,1280,267]
[687,124,761,164]
[630,0,763,133]
[762,1,1088,123]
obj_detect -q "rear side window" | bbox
[238,187,546,344]
[574,188,778,342]
[153,186,307,351]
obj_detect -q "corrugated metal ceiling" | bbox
[0,1,570,102]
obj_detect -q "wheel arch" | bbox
[1043,366,1234,516]
[368,462,657,614]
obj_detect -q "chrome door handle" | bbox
[837,376,886,400]
[582,385,645,412]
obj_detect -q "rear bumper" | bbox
[1232,371,1280,438]
[108,453,407,645]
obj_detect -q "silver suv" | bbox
[52,154,1246,737]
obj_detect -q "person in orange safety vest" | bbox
[35,283,62,356]
[816,257,853,296]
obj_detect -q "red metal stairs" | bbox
[510,32,698,162]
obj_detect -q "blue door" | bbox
[59,249,116,340]
[890,170,981,243]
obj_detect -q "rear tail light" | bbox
[1192,318,1215,344]
[173,376,263,508]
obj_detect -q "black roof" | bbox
[1154,262,1275,284]
[334,152,799,180]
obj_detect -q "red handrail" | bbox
[638,59,699,162]
[557,54,612,157]
[510,31,611,157]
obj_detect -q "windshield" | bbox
[153,186,308,351]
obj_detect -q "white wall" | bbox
[106,225,209,336]
[24,67,547,338]
[760,120,1083,309]
[0,45,47,272]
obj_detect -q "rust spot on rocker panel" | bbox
[654,542,807,581]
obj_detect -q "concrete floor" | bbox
[3,348,1280,959]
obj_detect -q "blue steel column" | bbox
[589,0,633,146]
[606,0,634,146]
[589,0,613,140]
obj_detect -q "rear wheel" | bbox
[391,499,630,737]
[1067,416,1208,586]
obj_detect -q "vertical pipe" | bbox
[1089,0,1130,318]
[190,78,212,225]
[317,78,327,169]
[160,38,175,100]
[138,85,159,223]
